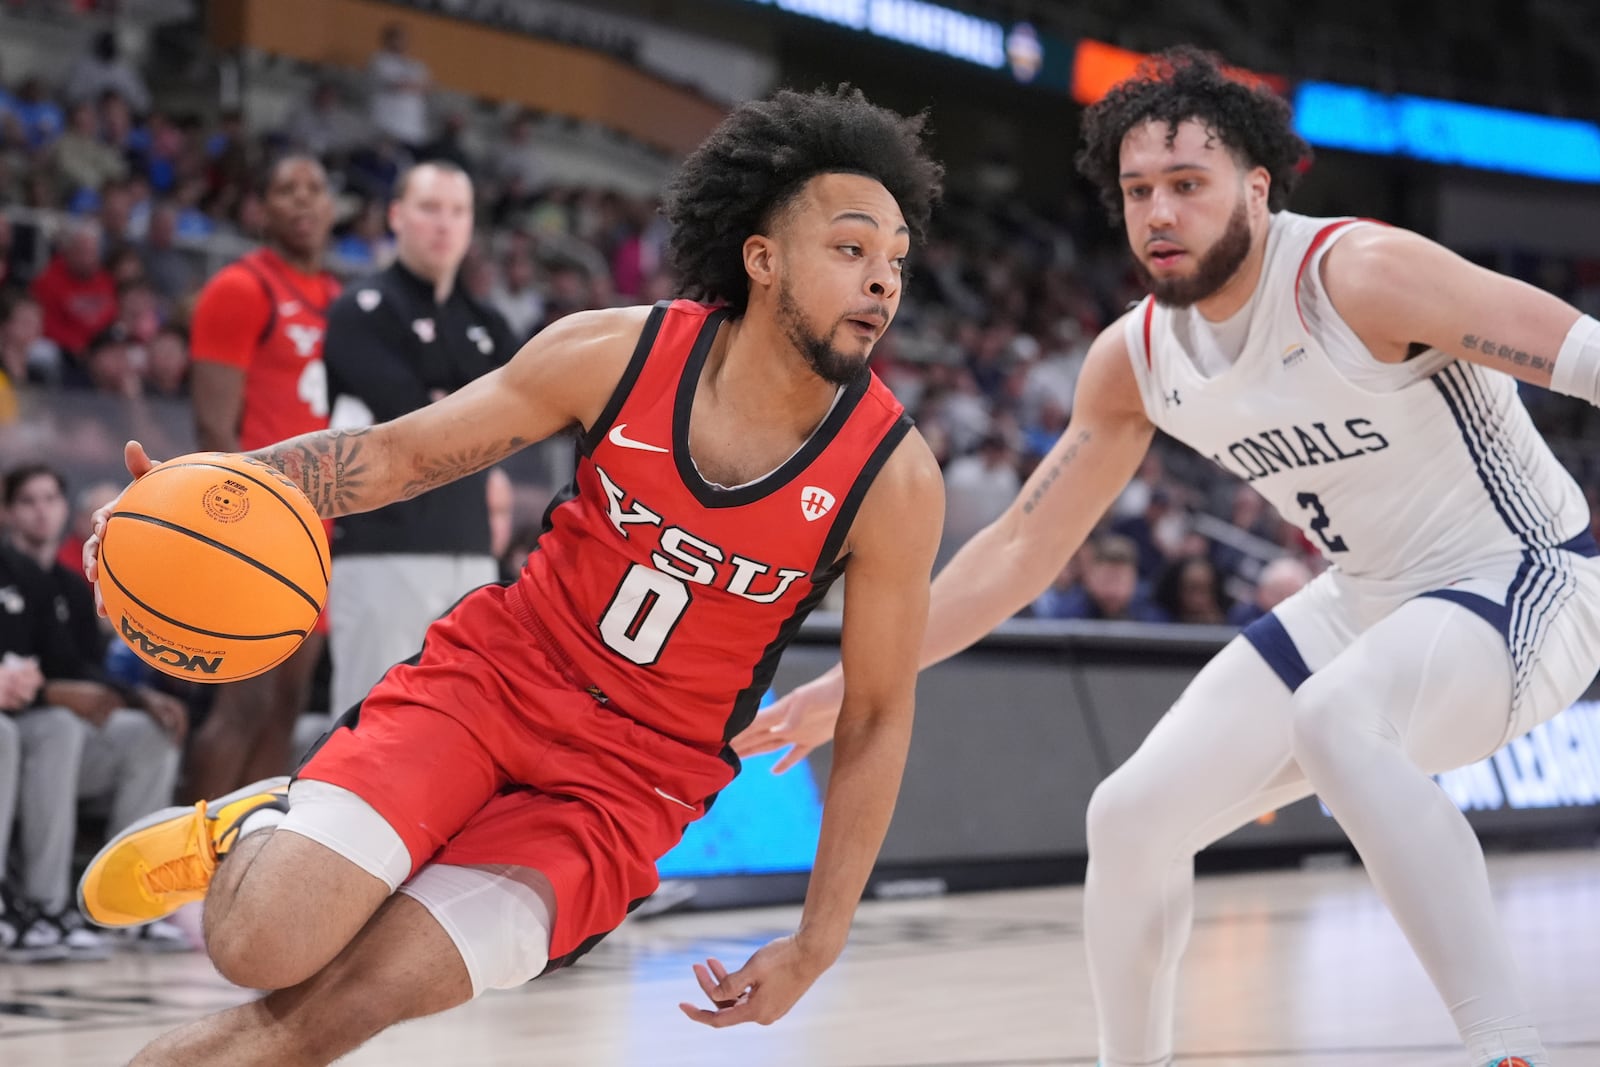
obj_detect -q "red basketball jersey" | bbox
[509,300,910,755]
[191,248,341,450]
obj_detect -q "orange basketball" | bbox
[98,452,330,683]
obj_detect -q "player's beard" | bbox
[1135,196,1253,308]
[776,278,867,387]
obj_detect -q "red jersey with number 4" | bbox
[510,299,909,755]
[190,248,341,450]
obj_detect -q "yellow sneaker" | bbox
[78,777,291,928]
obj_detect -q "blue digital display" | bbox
[1293,81,1600,183]
[657,692,823,878]
[732,0,1006,69]
[661,694,1600,882]
[1439,699,1600,812]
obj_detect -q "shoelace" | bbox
[136,803,216,898]
[139,853,214,896]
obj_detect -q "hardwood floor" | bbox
[3,849,1597,1066]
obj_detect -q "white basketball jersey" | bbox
[1124,211,1590,588]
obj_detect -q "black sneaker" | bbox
[0,904,23,956]
[46,907,112,961]
[2,909,69,963]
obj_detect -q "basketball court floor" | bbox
[3,849,1597,1066]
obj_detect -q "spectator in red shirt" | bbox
[30,222,116,358]
[182,153,338,804]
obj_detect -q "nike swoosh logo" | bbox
[654,787,696,810]
[608,424,669,453]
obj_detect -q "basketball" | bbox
[97,452,330,683]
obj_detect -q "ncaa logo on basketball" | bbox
[202,480,251,523]
[800,485,835,522]
[119,616,225,675]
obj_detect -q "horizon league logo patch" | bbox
[202,479,251,523]
[120,616,225,674]
[800,485,835,522]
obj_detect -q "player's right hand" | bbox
[84,440,160,616]
[731,671,845,774]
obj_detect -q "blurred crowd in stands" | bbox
[1,13,1597,632]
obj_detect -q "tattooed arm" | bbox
[242,307,652,518]
[246,428,533,518]
[917,317,1154,668]
[1320,225,1584,386]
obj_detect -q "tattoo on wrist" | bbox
[1460,333,1550,372]
[399,438,528,499]
[1022,429,1091,515]
[255,429,372,516]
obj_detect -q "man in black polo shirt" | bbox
[1,464,184,959]
[323,161,515,714]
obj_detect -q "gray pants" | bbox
[329,554,497,714]
[1,706,179,912]
[0,714,17,890]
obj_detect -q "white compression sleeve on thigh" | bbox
[399,864,553,999]
[1550,314,1600,405]
[1086,638,1312,1067]
[1290,600,1545,1061]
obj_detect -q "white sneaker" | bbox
[47,908,112,961]
[3,913,70,963]
[119,917,195,953]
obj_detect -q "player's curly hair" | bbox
[664,85,943,316]
[1075,45,1309,221]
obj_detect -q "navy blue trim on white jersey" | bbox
[1431,364,1550,547]
[1411,522,1597,712]
[1433,362,1593,708]
[1455,363,1566,546]
[1416,588,1511,639]
[1242,613,1312,692]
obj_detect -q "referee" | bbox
[323,160,515,714]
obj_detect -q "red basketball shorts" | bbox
[296,582,735,964]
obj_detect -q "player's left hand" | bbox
[677,936,827,1028]
[731,671,844,773]
[84,440,160,617]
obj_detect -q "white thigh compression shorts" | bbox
[278,780,555,997]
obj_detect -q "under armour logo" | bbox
[1164,389,1181,407]
[800,485,835,522]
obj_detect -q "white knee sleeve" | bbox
[399,864,554,998]
[277,780,413,892]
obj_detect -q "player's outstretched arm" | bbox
[735,320,1156,769]
[1321,225,1593,397]
[243,306,649,518]
[680,429,944,1029]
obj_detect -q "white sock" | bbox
[237,807,286,840]
[1467,1027,1547,1067]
